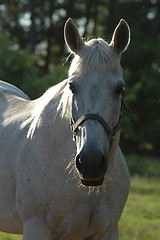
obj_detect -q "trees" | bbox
[0,0,159,156]
[116,0,160,156]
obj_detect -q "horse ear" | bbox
[64,18,84,54]
[110,19,130,55]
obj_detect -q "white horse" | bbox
[0,19,130,240]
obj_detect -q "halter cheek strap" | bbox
[70,100,124,151]
[71,113,121,151]
[69,98,135,150]
[72,113,122,142]
[73,114,112,136]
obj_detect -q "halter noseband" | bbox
[72,111,122,143]
[69,98,135,150]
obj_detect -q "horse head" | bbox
[64,19,130,186]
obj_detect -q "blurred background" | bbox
[0,1,159,239]
[0,0,160,156]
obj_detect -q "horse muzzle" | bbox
[76,143,109,186]
[81,178,104,186]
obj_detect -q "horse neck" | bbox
[30,82,73,148]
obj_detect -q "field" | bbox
[119,177,160,240]
[0,155,159,240]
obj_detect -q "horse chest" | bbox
[46,193,117,239]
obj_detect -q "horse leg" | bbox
[104,225,119,240]
[23,213,51,240]
[84,225,118,240]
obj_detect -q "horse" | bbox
[0,18,131,240]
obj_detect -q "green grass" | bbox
[119,155,160,240]
[0,155,159,240]
[0,233,21,240]
[119,177,160,240]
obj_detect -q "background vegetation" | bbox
[0,0,160,156]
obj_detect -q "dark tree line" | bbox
[0,0,160,156]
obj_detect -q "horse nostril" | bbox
[76,154,83,174]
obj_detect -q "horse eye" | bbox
[69,82,75,93]
[115,84,125,97]
[122,87,126,99]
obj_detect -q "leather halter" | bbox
[72,111,122,142]
[69,98,135,149]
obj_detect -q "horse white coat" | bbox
[0,19,130,240]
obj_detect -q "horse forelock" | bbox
[68,38,122,77]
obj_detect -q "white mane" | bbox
[27,80,68,138]
[68,38,122,76]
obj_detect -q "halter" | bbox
[69,98,135,150]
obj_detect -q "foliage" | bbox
[0,0,159,155]
[0,32,38,98]
[32,64,68,99]
[125,155,160,178]
[0,33,68,99]
[119,0,160,155]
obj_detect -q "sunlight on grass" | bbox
[0,232,22,240]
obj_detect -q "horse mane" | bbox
[27,80,68,138]
[68,38,122,77]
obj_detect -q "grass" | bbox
[0,233,21,240]
[119,177,160,240]
[0,155,159,240]
[119,155,160,240]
